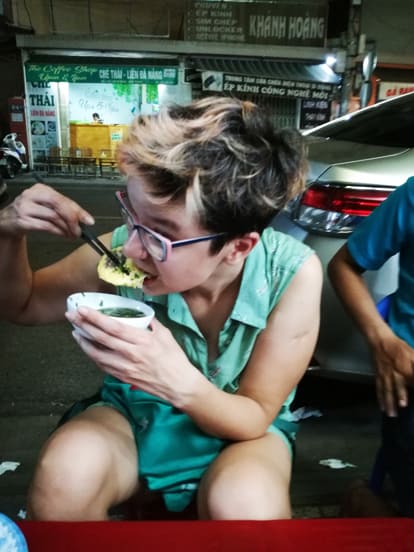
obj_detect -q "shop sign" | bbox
[212,73,334,100]
[378,81,414,101]
[300,99,331,129]
[26,81,59,162]
[9,102,24,123]
[25,63,178,85]
[185,1,327,47]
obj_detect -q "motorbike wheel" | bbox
[5,157,20,179]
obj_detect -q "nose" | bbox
[123,230,149,261]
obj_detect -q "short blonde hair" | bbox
[117,96,307,238]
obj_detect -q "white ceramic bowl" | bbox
[66,292,154,339]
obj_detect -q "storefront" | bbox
[22,59,190,165]
[182,1,341,129]
[21,54,339,167]
[15,0,341,167]
[186,55,340,129]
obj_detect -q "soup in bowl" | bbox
[66,292,154,339]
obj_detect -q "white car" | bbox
[289,92,414,378]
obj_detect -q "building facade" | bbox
[2,0,343,166]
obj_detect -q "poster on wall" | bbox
[27,82,59,161]
[68,83,140,125]
[300,99,331,129]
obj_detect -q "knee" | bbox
[200,466,291,520]
[27,423,112,520]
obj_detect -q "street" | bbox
[0,175,382,520]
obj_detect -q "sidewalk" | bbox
[1,175,382,522]
[10,170,123,188]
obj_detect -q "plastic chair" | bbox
[98,149,118,178]
[47,146,71,176]
[68,147,96,177]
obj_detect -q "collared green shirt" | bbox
[101,226,313,511]
[111,225,312,392]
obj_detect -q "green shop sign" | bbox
[25,63,178,85]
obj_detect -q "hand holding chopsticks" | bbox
[31,172,124,270]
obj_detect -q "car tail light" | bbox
[292,184,395,235]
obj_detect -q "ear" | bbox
[225,232,260,263]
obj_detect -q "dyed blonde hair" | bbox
[117,96,307,241]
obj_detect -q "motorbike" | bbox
[0,132,28,178]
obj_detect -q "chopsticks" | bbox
[79,222,125,270]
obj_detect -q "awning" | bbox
[187,56,341,100]
[189,56,341,84]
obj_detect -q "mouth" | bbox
[141,271,158,288]
[136,266,156,282]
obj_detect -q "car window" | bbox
[309,93,414,148]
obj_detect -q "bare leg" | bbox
[27,406,138,521]
[197,432,292,520]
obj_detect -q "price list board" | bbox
[185,1,244,43]
[300,99,331,129]
[185,1,327,47]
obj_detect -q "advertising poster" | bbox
[68,83,140,125]
[26,82,59,161]
[300,99,331,129]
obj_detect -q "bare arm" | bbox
[328,244,412,415]
[0,183,113,324]
[328,245,390,345]
[182,253,322,439]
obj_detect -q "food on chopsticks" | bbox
[97,247,147,288]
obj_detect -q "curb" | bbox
[6,171,123,188]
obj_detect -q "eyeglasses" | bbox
[115,191,226,262]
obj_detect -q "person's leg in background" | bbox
[382,387,414,517]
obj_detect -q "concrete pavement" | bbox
[0,175,383,521]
